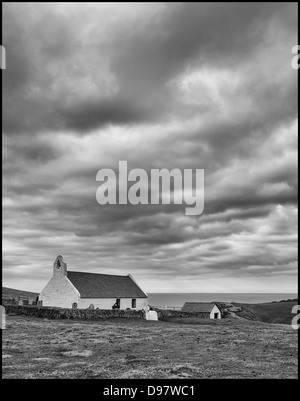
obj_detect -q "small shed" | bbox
[181,302,221,319]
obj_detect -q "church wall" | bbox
[39,275,80,308]
[77,297,148,310]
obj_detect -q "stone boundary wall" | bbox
[4,305,214,321]
[5,305,145,320]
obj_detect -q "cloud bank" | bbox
[3,2,298,293]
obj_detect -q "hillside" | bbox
[236,301,298,324]
[216,300,298,324]
[2,287,39,300]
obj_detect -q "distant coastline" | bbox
[148,293,298,308]
[2,287,297,309]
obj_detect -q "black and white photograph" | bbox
[1,2,298,386]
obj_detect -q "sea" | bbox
[147,293,298,309]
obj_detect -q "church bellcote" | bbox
[53,255,67,277]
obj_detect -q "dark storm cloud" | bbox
[112,2,293,91]
[4,135,62,163]
[2,3,297,292]
[3,2,297,134]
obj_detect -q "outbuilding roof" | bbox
[181,302,218,313]
[67,271,147,299]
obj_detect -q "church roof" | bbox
[67,271,147,298]
[181,302,217,313]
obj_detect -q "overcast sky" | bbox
[3,2,298,293]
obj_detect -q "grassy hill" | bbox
[236,301,298,324]
[2,287,39,300]
[215,299,298,324]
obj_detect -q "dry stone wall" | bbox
[5,305,145,320]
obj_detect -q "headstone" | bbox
[0,306,6,329]
[145,310,158,321]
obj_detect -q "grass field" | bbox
[2,315,298,379]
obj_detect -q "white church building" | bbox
[39,255,149,311]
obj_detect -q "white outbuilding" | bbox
[181,302,221,319]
